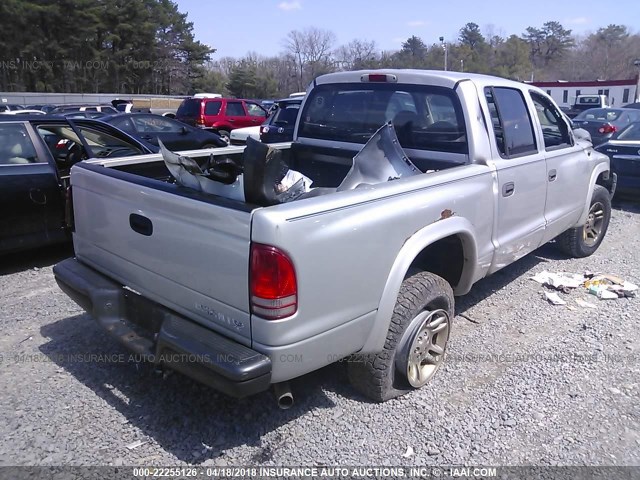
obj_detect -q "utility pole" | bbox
[439,36,447,71]
[634,59,640,102]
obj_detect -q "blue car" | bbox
[595,122,640,197]
[259,97,303,144]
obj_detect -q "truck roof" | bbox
[314,69,533,91]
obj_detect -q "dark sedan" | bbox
[573,108,640,146]
[0,115,156,254]
[595,122,640,197]
[100,113,226,150]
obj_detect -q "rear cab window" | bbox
[484,87,537,158]
[271,102,301,125]
[298,83,467,154]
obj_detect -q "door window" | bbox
[110,117,136,133]
[485,87,537,158]
[225,102,245,117]
[0,124,40,164]
[246,103,266,118]
[530,92,572,150]
[204,101,221,115]
[76,126,144,157]
[132,116,182,133]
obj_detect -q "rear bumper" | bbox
[53,258,271,397]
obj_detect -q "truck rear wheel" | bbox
[556,184,611,258]
[348,271,454,402]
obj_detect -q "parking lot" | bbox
[0,200,639,467]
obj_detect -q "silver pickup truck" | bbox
[54,70,616,405]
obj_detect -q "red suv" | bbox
[176,97,267,143]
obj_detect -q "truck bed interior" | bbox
[104,140,465,205]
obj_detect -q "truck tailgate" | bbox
[70,163,254,344]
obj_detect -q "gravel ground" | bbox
[0,200,639,467]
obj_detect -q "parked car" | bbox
[573,108,640,146]
[26,104,57,114]
[101,113,227,150]
[0,109,46,115]
[49,104,118,115]
[564,94,610,119]
[623,102,640,110]
[0,115,156,255]
[60,111,108,119]
[0,104,25,112]
[175,97,268,143]
[229,126,260,146]
[595,122,640,196]
[259,96,303,143]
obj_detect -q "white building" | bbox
[527,77,639,108]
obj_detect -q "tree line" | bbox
[0,0,211,94]
[217,22,640,99]
[0,2,638,99]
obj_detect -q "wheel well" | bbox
[596,170,615,194]
[406,235,465,288]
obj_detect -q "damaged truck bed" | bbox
[54,69,615,404]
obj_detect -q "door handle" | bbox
[129,213,153,236]
[29,188,47,205]
[502,182,515,197]
[548,169,557,182]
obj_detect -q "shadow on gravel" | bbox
[38,314,341,463]
[612,198,640,214]
[454,242,557,316]
[0,243,73,276]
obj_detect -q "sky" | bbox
[175,0,640,59]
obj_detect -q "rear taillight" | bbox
[196,115,205,127]
[250,243,297,320]
[598,123,617,134]
[259,125,269,141]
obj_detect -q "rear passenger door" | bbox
[224,101,249,129]
[0,122,64,251]
[529,92,591,242]
[484,87,548,272]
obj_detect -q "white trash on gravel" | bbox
[543,291,567,305]
[532,270,638,303]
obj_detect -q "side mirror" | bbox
[573,128,592,143]
[181,126,188,135]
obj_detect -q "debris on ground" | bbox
[543,291,567,305]
[125,440,148,450]
[575,299,598,309]
[532,270,637,303]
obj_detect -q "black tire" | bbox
[556,184,611,258]
[348,271,454,402]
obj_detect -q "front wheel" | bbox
[348,271,454,402]
[556,184,611,258]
